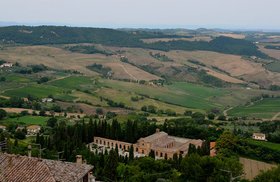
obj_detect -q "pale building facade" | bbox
[252,133,266,141]
[27,125,41,135]
[92,129,203,159]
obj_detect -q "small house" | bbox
[0,62,13,68]
[252,133,266,141]
[42,98,53,103]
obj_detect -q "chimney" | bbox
[156,128,160,133]
[28,144,32,158]
[76,155,83,164]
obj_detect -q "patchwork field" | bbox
[228,98,280,119]
[0,45,159,81]
[98,79,273,111]
[259,45,280,60]
[165,50,280,86]
[95,87,194,114]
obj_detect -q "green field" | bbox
[247,139,280,151]
[228,98,280,119]
[4,84,64,97]
[99,79,250,110]
[1,116,50,126]
[265,61,280,73]
[49,76,94,90]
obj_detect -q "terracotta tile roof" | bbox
[210,142,216,149]
[253,133,265,137]
[26,125,41,130]
[140,131,168,142]
[0,153,93,182]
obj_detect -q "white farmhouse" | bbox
[252,133,266,141]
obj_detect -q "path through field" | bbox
[272,112,280,120]
[120,64,138,81]
[223,107,233,117]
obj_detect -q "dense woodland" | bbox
[0,26,268,58]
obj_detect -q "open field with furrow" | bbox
[240,157,277,180]
[228,98,280,119]
[259,45,280,60]
[102,61,160,81]
[165,50,280,86]
[0,45,160,81]
[98,79,274,110]
[95,87,196,114]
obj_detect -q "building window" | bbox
[142,150,144,154]
[136,148,138,152]
[160,153,163,157]
[156,151,158,156]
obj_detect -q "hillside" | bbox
[0,26,267,58]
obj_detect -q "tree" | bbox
[14,130,26,140]
[191,112,205,123]
[149,150,155,159]
[96,108,103,115]
[207,113,215,120]
[47,117,58,128]
[0,109,7,120]
[188,143,197,155]
[104,150,118,181]
[39,110,46,116]
[253,166,280,182]
[216,131,238,154]
[218,115,227,121]
[184,110,192,116]
[129,145,134,161]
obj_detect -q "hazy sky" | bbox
[1,0,279,30]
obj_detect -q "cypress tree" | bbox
[129,145,134,161]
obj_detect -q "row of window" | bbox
[95,139,131,151]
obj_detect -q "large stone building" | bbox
[92,129,203,159]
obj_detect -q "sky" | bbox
[1,0,280,30]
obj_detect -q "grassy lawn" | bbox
[228,98,280,119]
[1,116,50,126]
[247,139,280,151]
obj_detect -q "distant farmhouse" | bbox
[0,62,13,68]
[252,133,266,141]
[0,153,95,182]
[90,129,203,159]
[26,125,41,135]
[42,98,53,103]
